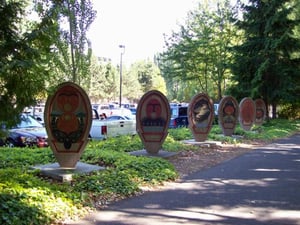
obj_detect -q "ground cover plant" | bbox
[0,119,299,224]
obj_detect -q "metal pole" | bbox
[119,45,125,108]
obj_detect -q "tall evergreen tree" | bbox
[229,0,300,118]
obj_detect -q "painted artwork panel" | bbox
[255,99,266,126]
[188,93,214,142]
[239,97,256,131]
[218,96,239,136]
[136,90,170,154]
[44,82,92,168]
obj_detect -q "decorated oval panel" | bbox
[44,82,92,168]
[255,99,266,126]
[188,93,214,142]
[136,90,170,154]
[218,96,239,136]
[239,97,256,131]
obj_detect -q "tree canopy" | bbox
[229,0,300,118]
[0,0,52,125]
[34,0,96,87]
[158,0,238,102]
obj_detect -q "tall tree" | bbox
[229,0,300,118]
[122,65,143,103]
[34,0,96,86]
[0,0,52,125]
[159,0,238,102]
[87,56,118,103]
[129,60,167,96]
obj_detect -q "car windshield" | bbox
[171,107,187,117]
[15,114,43,128]
[171,108,178,117]
[178,107,188,116]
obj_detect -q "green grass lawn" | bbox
[0,119,299,224]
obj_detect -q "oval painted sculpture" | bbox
[136,90,170,154]
[239,97,256,131]
[188,93,214,142]
[254,99,266,126]
[218,96,239,136]
[44,82,92,168]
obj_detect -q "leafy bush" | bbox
[87,135,143,152]
[278,103,300,120]
[74,168,139,196]
[168,128,193,140]
[0,168,87,225]
[114,156,178,184]
[0,148,55,169]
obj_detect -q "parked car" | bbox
[89,109,136,140]
[5,114,48,147]
[169,103,189,128]
[128,107,136,115]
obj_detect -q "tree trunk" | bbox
[272,102,277,119]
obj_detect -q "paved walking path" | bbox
[68,133,300,225]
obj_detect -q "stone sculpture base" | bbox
[129,149,178,158]
[32,161,104,182]
[182,139,222,147]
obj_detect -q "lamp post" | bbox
[119,45,125,108]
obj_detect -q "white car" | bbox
[89,110,136,140]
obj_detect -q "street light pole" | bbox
[119,45,125,108]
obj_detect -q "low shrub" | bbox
[0,168,88,225]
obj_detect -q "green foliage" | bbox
[75,154,177,196]
[278,103,300,119]
[87,135,143,153]
[0,148,55,169]
[0,168,87,225]
[74,169,139,195]
[34,0,97,86]
[0,119,299,223]
[229,0,300,114]
[168,128,193,140]
[0,0,51,125]
[114,156,177,184]
[88,59,119,102]
[245,119,300,140]
[129,60,167,95]
[159,0,238,101]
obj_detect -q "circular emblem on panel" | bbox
[188,93,214,142]
[218,96,239,136]
[136,90,170,154]
[44,82,92,168]
[239,97,256,131]
[254,99,266,126]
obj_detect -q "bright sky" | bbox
[87,0,198,65]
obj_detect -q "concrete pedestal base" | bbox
[129,149,178,158]
[32,161,105,182]
[182,139,222,147]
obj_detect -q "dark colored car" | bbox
[169,104,189,128]
[5,114,48,147]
